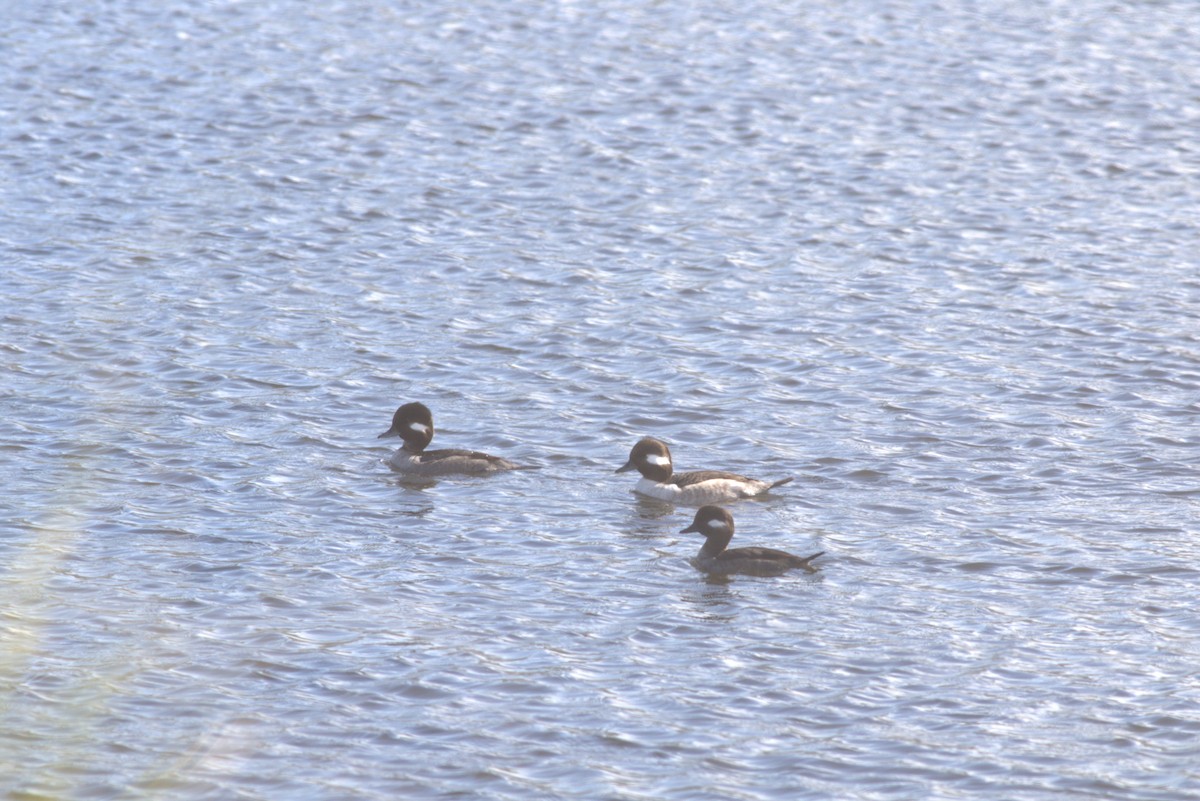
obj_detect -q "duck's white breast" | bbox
[634,477,758,505]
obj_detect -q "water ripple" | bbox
[4,0,1200,799]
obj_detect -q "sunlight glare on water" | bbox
[2,0,1199,799]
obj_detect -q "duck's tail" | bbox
[795,551,825,570]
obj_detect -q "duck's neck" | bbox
[699,534,732,559]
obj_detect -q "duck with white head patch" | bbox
[378,402,528,475]
[615,436,792,505]
[682,505,823,577]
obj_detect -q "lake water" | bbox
[3,0,1199,798]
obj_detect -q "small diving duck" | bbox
[681,505,823,577]
[378,401,527,476]
[615,436,792,504]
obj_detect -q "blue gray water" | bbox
[3,0,1200,798]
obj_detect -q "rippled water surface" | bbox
[3,1,1200,798]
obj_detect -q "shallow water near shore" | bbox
[3,1,1200,799]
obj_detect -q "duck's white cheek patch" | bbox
[645,454,671,467]
[708,520,730,532]
[409,422,431,435]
